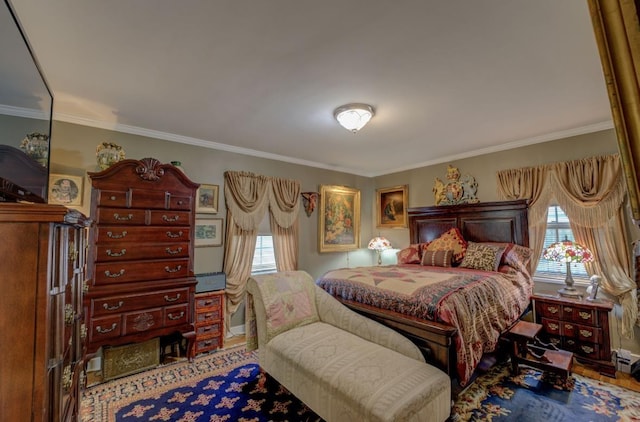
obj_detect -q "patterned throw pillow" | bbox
[484,242,533,273]
[459,242,505,272]
[396,244,422,264]
[426,228,468,264]
[421,249,453,267]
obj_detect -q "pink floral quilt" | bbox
[316,264,533,385]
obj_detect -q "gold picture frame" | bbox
[48,173,83,206]
[318,185,360,253]
[194,218,224,247]
[196,184,219,214]
[376,185,408,228]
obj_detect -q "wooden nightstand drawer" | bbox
[196,323,222,337]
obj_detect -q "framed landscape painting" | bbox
[318,185,360,253]
[196,184,219,214]
[376,185,408,228]
[195,218,224,247]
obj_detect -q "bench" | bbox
[246,270,451,422]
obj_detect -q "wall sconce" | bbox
[301,192,319,217]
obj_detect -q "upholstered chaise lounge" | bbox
[246,271,451,422]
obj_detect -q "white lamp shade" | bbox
[368,236,391,251]
[334,103,375,133]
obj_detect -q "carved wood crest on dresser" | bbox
[85,158,199,360]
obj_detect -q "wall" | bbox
[51,121,639,353]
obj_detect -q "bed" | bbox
[316,199,532,386]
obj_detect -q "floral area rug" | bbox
[83,344,640,422]
[80,345,321,422]
[452,364,640,421]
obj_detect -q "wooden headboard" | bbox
[408,200,529,247]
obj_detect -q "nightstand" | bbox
[192,290,225,357]
[532,293,615,377]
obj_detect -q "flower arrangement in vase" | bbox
[19,132,49,167]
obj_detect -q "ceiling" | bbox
[11,0,613,177]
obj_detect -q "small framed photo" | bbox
[195,218,224,247]
[376,185,408,228]
[48,174,83,206]
[318,185,361,253]
[196,184,219,214]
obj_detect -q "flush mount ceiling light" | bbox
[333,103,375,133]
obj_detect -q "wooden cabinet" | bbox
[193,291,225,356]
[86,158,199,358]
[0,203,90,422]
[533,293,615,377]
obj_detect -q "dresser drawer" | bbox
[195,336,222,354]
[95,242,189,262]
[148,210,191,226]
[195,322,222,337]
[195,294,222,310]
[541,317,561,336]
[88,315,122,342]
[575,342,602,360]
[96,189,129,207]
[123,308,163,334]
[94,259,189,285]
[164,304,190,327]
[95,226,191,243]
[196,308,221,324]
[91,287,190,316]
[96,208,146,225]
[536,301,561,319]
[562,304,596,325]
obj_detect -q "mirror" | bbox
[0,0,52,202]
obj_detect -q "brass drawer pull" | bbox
[581,345,594,354]
[106,231,127,239]
[547,306,558,314]
[547,322,559,331]
[106,248,126,257]
[64,304,74,325]
[166,230,183,239]
[168,312,185,320]
[165,247,183,255]
[165,265,182,273]
[204,300,214,306]
[96,323,117,334]
[162,214,180,222]
[62,365,73,391]
[564,307,573,313]
[579,311,591,320]
[109,195,117,201]
[80,324,87,340]
[177,200,184,205]
[164,294,181,302]
[564,323,573,330]
[580,329,593,337]
[105,269,125,278]
[103,301,124,311]
[113,213,133,221]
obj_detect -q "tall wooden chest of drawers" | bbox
[85,158,199,358]
[193,291,225,356]
[532,293,615,377]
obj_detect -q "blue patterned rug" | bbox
[82,345,640,422]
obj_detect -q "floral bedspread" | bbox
[316,264,533,386]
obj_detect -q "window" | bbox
[251,235,277,275]
[535,205,588,279]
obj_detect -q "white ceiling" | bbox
[11,0,613,177]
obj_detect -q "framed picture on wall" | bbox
[196,184,219,214]
[195,218,224,247]
[48,173,83,206]
[376,185,408,228]
[318,185,361,253]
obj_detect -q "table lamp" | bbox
[542,237,594,298]
[368,236,392,265]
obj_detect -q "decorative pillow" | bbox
[426,228,468,264]
[396,244,422,264]
[421,249,453,267]
[459,242,505,271]
[483,242,533,272]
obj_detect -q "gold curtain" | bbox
[222,171,301,328]
[497,154,638,338]
[587,1,640,221]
